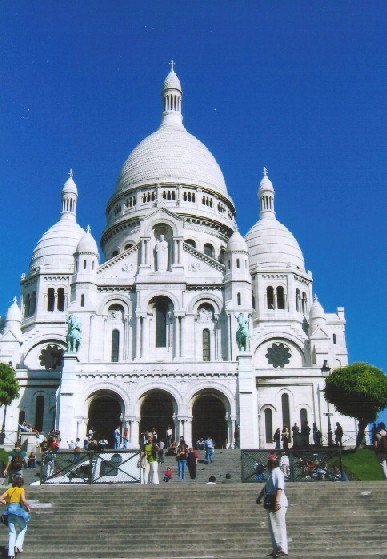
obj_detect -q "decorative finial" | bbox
[12,296,17,305]
[263,167,268,177]
[68,169,73,178]
[169,59,176,72]
[86,224,91,233]
[314,294,319,302]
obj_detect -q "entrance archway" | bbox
[139,390,174,443]
[88,391,122,447]
[192,391,228,448]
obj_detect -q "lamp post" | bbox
[321,361,334,447]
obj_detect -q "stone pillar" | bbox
[230,418,236,449]
[237,352,256,449]
[130,418,140,448]
[57,353,79,444]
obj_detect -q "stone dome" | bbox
[115,124,228,197]
[309,295,325,320]
[30,219,85,271]
[6,298,21,322]
[246,169,305,271]
[76,226,99,255]
[245,218,305,270]
[227,229,248,252]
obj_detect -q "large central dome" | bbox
[102,65,236,255]
[115,123,228,196]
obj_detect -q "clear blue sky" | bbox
[1,2,387,379]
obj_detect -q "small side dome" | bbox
[76,226,99,256]
[245,219,305,270]
[6,298,21,322]
[309,295,325,321]
[227,230,248,252]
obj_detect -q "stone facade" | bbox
[0,66,355,448]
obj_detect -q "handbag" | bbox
[0,512,8,526]
[263,494,276,510]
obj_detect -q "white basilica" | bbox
[0,65,355,449]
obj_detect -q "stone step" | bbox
[5,481,384,558]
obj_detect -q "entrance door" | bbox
[88,395,121,447]
[192,394,227,448]
[140,390,174,444]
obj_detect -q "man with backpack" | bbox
[4,442,27,483]
[374,422,387,480]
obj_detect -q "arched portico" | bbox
[138,389,177,445]
[87,389,123,447]
[190,389,230,449]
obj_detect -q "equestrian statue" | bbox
[235,312,250,352]
[66,315,81,353]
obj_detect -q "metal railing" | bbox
[39,450,142,484]
[241,448,352,483]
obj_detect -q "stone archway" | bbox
[139,390,175,444]
[192,391,228,449]
[87,391,122,447]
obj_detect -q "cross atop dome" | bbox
[263,167,268,177]
[68,168,73,178]
[169,59,176,72]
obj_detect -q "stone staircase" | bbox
[160,448,242,484]
[0,480,385,558]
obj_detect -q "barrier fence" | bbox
[241,448,350,483]
[39,450,142,484]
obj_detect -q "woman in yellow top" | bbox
[0,476,31,559]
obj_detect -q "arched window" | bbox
[282,393,290,435]
[203,329,210,361]
[265,409,273,444]
[47,288,55,312]
[83,259,87,270]
[302,292,308,314]
[156,298,168,348]
[204,243,214,258]
[111,329,120,362]
[25,294,30,317]
[332,333,337,345]
[237,292,241,305]
[267,286,274,309]
[30,292,36,314]
[57,288,65,312]
[185,239,196,249]
[236,258,240,268]
[296,288,300,312]
[80,294,85,307]
[35,395,44,432]
[112,250,119,258]
[300,408,308,430]
[276,286,285,309]
[124,243,134,251]
[252,295,256,310]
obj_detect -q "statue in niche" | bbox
[155,234,169,271]
[197,307,213,323]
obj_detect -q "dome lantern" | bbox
[61,169,78,222]
[258,167,275,220]
[161,60,183,128]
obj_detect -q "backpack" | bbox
[11,451,24,471]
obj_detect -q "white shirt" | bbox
[265,467,288,507]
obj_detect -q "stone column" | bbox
[135,316,141,359]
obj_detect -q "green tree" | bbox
[324,362,387,448]
[0,363,20,443]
